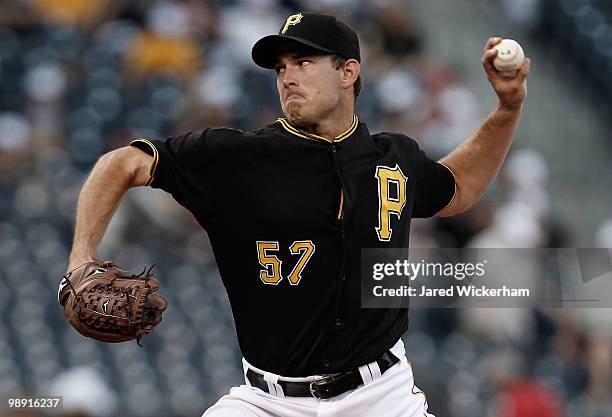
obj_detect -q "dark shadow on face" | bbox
[272,40,332,67]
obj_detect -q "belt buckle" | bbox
[309,375,335,399]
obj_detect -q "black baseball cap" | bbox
[252,12,360,69]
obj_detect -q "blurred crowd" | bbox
[534,0,612,107]
[0,1,611,417]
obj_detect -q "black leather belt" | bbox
[246,351,400,400]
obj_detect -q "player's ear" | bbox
[340,59,360,91]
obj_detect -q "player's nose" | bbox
[282,66,299,89]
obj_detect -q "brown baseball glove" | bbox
[58,260,168,346]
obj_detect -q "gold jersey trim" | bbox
[338,190,344,220]
[129,138,159,186]
[277,115,359,143]
[437,162,458,214]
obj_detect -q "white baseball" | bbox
[492,39,525,76]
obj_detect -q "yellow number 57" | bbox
[256,240,316,286]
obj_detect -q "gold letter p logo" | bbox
[375,165,408,241]
[282,13,303,34]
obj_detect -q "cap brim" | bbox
[251,35,335,69]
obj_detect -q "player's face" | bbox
[274,51,342,126]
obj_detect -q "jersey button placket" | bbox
[332,141,347,336]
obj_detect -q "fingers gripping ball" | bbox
[58,261,168,346]
[493,39,525,77]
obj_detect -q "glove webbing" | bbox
[62,262,158,347]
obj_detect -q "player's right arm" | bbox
[67,146,153,271]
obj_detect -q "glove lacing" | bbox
[62,262,159,347]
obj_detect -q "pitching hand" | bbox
[482,37,531,111]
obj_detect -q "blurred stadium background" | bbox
[1,0,611,416]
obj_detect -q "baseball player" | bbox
[66,12,530,417]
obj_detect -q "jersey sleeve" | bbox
[411,143,457,218]
[129,130,210,207]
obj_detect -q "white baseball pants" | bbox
[202,339,435,417]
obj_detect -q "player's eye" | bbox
[275,66,285,75]
[299,60,311,66]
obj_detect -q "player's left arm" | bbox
[435,37,531,217]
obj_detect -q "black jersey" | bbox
[130,115,455,376]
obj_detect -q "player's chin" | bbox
[285,104,306,123]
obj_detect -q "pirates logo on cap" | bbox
[281,13,303,34]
